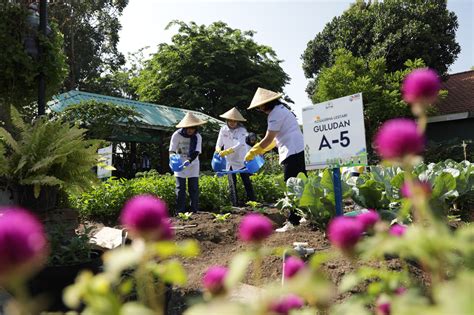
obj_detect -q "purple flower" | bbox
[269,294,304,315]
[374,119,425,160]
[327,217,363,252]
[402,68,441,105]
[0,208,48,284]
[120,195,171,241]
[202,266,228,295]
[356,210,380,231]
[376,301,391,315]
[284,256,305,279]
[238,214,273,243]
[389,224,407,237]
[400,181,432,198]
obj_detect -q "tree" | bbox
[0,3,67,131]
[132,21,290,134]
[311,49,427,150]
[60,100,142,140]
[49,0,129,91]
[302,0,460,93]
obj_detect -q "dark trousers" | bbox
[281,151,307,225]
[228,167,256,207]
[176,177,199,213]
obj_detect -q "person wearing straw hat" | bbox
[169,112,207,213]
[245,87,306,232]
[215,107,256,206]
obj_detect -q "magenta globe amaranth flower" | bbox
[327,217,363,252]
[202,266,228,295]
[400,181,432,198]
[394,286,407,295]
[120,195,171,241]
[389,224,407,237]
[376,301,391,315]
[374,119,425,160]
[284,256,305,279]
[238,213,273,243]
[0,208,48,285]
[269,294,304,315]
[402,68,441,106]
[356,210,380,231]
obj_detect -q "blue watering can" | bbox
[169,154,184,172]
[211,153,227,172]
[216,155,265,177]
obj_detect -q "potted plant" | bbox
[0,109,100,213]
[29,224,103,312]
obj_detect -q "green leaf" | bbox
[120,302,155,315]
[178,240,200,258]
[153,260,187,285]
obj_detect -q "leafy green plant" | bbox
[212,213,231,223]
[177,212,193,221]
[246,201,266,213]
[0,111,100,203]
[47,224,95,266]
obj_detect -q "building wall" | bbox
[426,118,474,142]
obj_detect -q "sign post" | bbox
[302,93,367,216]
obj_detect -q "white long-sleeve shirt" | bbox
[215,125,249,170]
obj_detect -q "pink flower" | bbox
[0,208,48,284]
[374,119,425,160]
[269,294,304,315]
[356,210,380,231]
[238,214,273,243]
[376,301,391,315]
[120,195,171,241]
[394,287,407,295]
[284,256,305,279]
[389,224,406,237]
[402,68,441,105]
[400,181,432,198]
[202,266,228,295]
[327,217,363,252]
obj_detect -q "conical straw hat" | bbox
[247,87,283,109]
[176,112,207,128]
[219,107,247,122]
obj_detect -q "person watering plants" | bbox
[169,112,206,214]
[215,107,256,206]
[245,87,306,232]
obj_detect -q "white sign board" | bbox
[97,145,113,179]
[302,93,367,170]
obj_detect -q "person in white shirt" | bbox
[245,88,307,232]
[169,112,206,213]
[215,107,256,206]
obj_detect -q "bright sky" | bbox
[118,0,474,122]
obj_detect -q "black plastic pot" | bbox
[16,185,58,212]
[29,251,102,312]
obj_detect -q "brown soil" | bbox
[167,208,429,314]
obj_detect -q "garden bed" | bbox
[163,208,429,315]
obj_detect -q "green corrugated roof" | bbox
[49,90,223,130]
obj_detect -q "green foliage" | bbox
[70,174,284,223]
[311,49,428,146]
[277,170,351,227]
[0,112,100,197]
[49,0,129,91]
[47,224,94,266]
[245,201,266,214]
[60,100,143,140]
[177,212,193,221]
[0,4,67,127]
[212,213,231,223]
[131,20,290,134]
[302,0,460,79]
